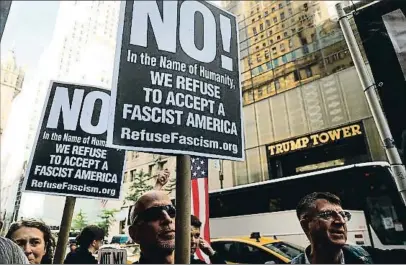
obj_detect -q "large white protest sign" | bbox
[23,81,126,200]
[98,249,127,264]
[107,0,244,160]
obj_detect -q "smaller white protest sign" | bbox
[98,248,127,264]
[23,81,125,200]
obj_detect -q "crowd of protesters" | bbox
[1,169,405,264]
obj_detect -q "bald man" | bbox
[129,190,176,264]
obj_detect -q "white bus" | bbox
[209,162,406,250]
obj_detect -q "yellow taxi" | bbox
[211,233,304,264]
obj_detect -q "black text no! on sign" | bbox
[23,81,126,200]
[107,0,244,161]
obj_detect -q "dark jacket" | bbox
[291,244,406,264]
[191,252,227,264]
[64,247,98,264]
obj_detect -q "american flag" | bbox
[191,156,211,264]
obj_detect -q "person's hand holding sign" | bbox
[154,169,170,190]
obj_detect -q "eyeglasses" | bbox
[315,210,352,222]
[136,205,176,223]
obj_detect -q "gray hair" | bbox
[0,236,30,264]
[296,192,342,220]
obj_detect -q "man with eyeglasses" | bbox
[291,192,406,264]
[129,190,176,264]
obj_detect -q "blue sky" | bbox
[1,1,60,73]
[1,1,222,75]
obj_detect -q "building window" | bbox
[252,18,255,23]
[281,12,285,20]
[272,47,277,54]
[269,30,273,36]
[275,78,281,89]
[248,90,254,100]
[253,27,257,35]
[277,35,281,41]
[280,43,285,51]
[289,39,293,48]
[251,68,259,77]
[282,54,288,63]
[288,8,293,16]
[303,45,309,54]
[291,28,296,34]
[260,23,264,31]
[265,11,269,17]
[256,46,259,50]
[256,53,262,63]
[124,172,128,182]
[273,17,278,23]
[294,70,300,81]
[158,161,167,170]
[261,34,264,39]
[272,7,276,12]
[311,33,316,42]
[258,15,262,19]
[265,50,270,59]
[262,42,266,47]
[284,32,288,38]
[148,164,154,177]
[258,87,263,97]
[269,39,274,45]
[286,0,291,5]
[266,20,271,27]
[304,3,308,10]
[305,67,313,78]
[273,58,279,67]
[279,3,283,9]
[130,169,137,182]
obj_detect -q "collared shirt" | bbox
[304,248,345,264]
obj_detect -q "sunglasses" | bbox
[315,210,352,222]
[136,205,176,223]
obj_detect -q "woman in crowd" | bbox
[64,225,105,264]
[6,219,56,264]
[69,242,77,253]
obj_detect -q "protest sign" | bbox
[107,0,244,161]
[98,248,127,264]
[23,81,126,200]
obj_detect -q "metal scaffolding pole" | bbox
[336,2,406,205]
